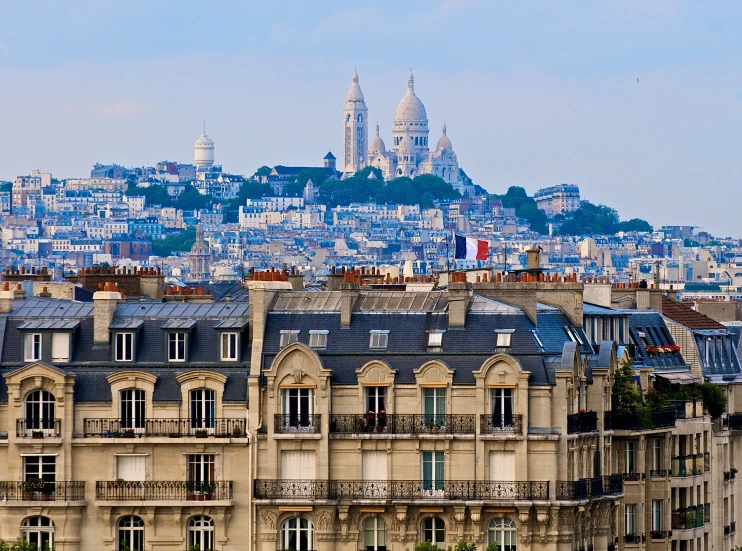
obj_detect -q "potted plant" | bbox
[232,425,243,437]
[121,428,135,438]
[376,410,387,432]
[23,477,43,500]
[111,430,121,438]
[195,429,208,438]
[426,418,440,434]
[32,430,44,439]
[364,410,375,432]
[201,482,216,500]
[187,482,201,501]
[42,481,55,501]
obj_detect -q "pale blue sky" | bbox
[1,1,741,235]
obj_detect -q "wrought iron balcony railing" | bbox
[83,418,246,438]
[95,481,232,501]
[329,414,475,435]
[16,418,61,438]
[253,479,549,500]
[671,455,705,477]
[567,411,598,434]
[479,414,523,435]
[670,399,704,419]
[274,414,321,434]
[555,475,623,500]
[0,481,85,501]
[649,469,668,478]
[650,531,667,540]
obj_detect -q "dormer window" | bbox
[531,330,544,349]
[369,330,389,349]
[309,330,328,349]
[24,333,42,361]
[168,333,186,362]
[280,330,300,348]
[495,329,514,348]
[428,331,444,349]
[220,332,238,361]
[115,333,134,362]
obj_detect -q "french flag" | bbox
[454,234,489,260]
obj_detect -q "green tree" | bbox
[0,182,12,192]
[234,180,272,203]
[617,218,653,233]
[699,382,727,419]
[611,358,652,428]
[126,184,172,207]
[175,187,213,210]
[252,166,272,179]
[496,187,548,234]
[151,227,197,257]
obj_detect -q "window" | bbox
[24,333,42,361]
[21,517,54,550]
[281,388,315,431]
[24,390,56,434]
[118,516,144,551]
[115,332,134,362]
[24,455,55,482]
[168,332,186,362]
[120,389,145,431]
[496,330,514,348]
[280,330,299,348]
[428,331,443,348]
[51,333,70,362]
[189,516,214,551]
[220,332,238,361]
[190,389,215,432]
[369,330,389,349]
[652,438,662,471]
[625,441,635,474]
[423,387,446,424]
[187,454,215,489]
[366,386,386,413]
[651,500,663,531]
[488,518,517,551]
[421,517,445,545]
[364,517,387,551]
[280,518,313,551]
[309,330,328,349]
[490,388,514,428]
[625,504,636,536]
[422,451,444,493]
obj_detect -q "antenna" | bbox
[203,120,206,134]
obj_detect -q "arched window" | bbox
[364,517,386,551]
[24,390,56,434]
[347,114,351,122]
[21,516,54,549]
[358,114,363,122]
[189,515,214,551]
[488,518,517,551]
[118,515,144,551]
[397,169,403,176]
[120,389,145,431]
[190,388,215,432]
[421,517,445,545]
[280,517,313,551]
[415,137,419,145]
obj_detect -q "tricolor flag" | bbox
[454,234,489,260]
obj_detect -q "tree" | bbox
[496,187,547,234]
[699,382,727,419]
[252,166,272,179]
[617,218,653,233]
[126,184,172,207]
[234,180,272,203]
[611,358,652,429]
[151,227,197,257]
[0,182,12,192]
[175,187,213,210]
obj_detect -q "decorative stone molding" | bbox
[264,342,332,399]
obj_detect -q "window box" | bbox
[32,431,44,439]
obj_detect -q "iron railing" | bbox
[555,475,623,500]
[624,535,640,544]
[95,481,232,501]
[274,414,321,434]
[0,481,85,501]
[670,399,704,419]
[479,414,523,435]
[610,408,676,431]
[16,418,61,438]
[329,414,475,435]
[672,506,706,530]
[254,479,549,500]
[567,411,598,434]
[83,418,246,437]
[649,469,668,478]
[671,454,705,477]
[650,531,667,540]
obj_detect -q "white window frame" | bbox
[421,450,445,496]
[24,455,56,482]
[421,517,445,545]
[428,330,444,348]
[187,454,215,485]
[168,332,186,362]
[488,518,518,550]
[651,500,663,531]
[118,515,144,551]
[369,330,389,349]
[115,332,134,362]
[309,330,328,349]
[496,329,514,348]
[220,332,238,361]
[188,515,215,551]
[280,517,314,551]
[652,438,662,471]
[190,388,216,432]
[279,330,299,348]
[364,517,387,551]
[625,441,635,474]
[625,504,636,536]
[21,517,55,550]
[25,333,42,361]
[24,390,56,435]
[120,389,146,431]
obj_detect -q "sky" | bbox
[1,1,741,235]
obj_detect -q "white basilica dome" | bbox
[394,71,427,123]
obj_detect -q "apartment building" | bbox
[534,185,581,219]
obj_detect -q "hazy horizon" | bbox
[1,1,741,235]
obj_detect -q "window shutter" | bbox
[51,333,69,362]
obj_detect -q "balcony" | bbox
[623,473,642,482]
[670,399,704,420]
[16,418,61,438]
[555,475,623,500]
[0,481,85,501]
[83,418,246,438]
[671,505,709,530]
[274,414,321,434]
[567,411,598,434]
[479,414,523,435]
[328,414,475,435]
[95,481,232,501]
[611,408,676,431]
[671,455,704,477]
[624,535,640,544]
[650,469,668,478]
[650,531,668,540]
[253,479,549,501]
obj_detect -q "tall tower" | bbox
[194,123,215,168]
[342,70,368,174]
[392,71,429,178]
[189,224,211,282]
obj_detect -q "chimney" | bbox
[340,280,360,327]
[93,283,122,344]
[327,266,344,292]
[0,283,13,313]
[13,284,26,299]
[526,248,541,270]
[38,286,52,298]
[448,280,471,328]
[667,285,678,303]
[288,267,304,291]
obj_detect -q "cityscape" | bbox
[1,3,742,551]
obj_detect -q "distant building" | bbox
[104,239,152,261]
[534,183,581,218]
[12,170,52,209]
[189,224,211,281]
[194,129,215,168]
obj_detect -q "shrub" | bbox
[699,382,727,419]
